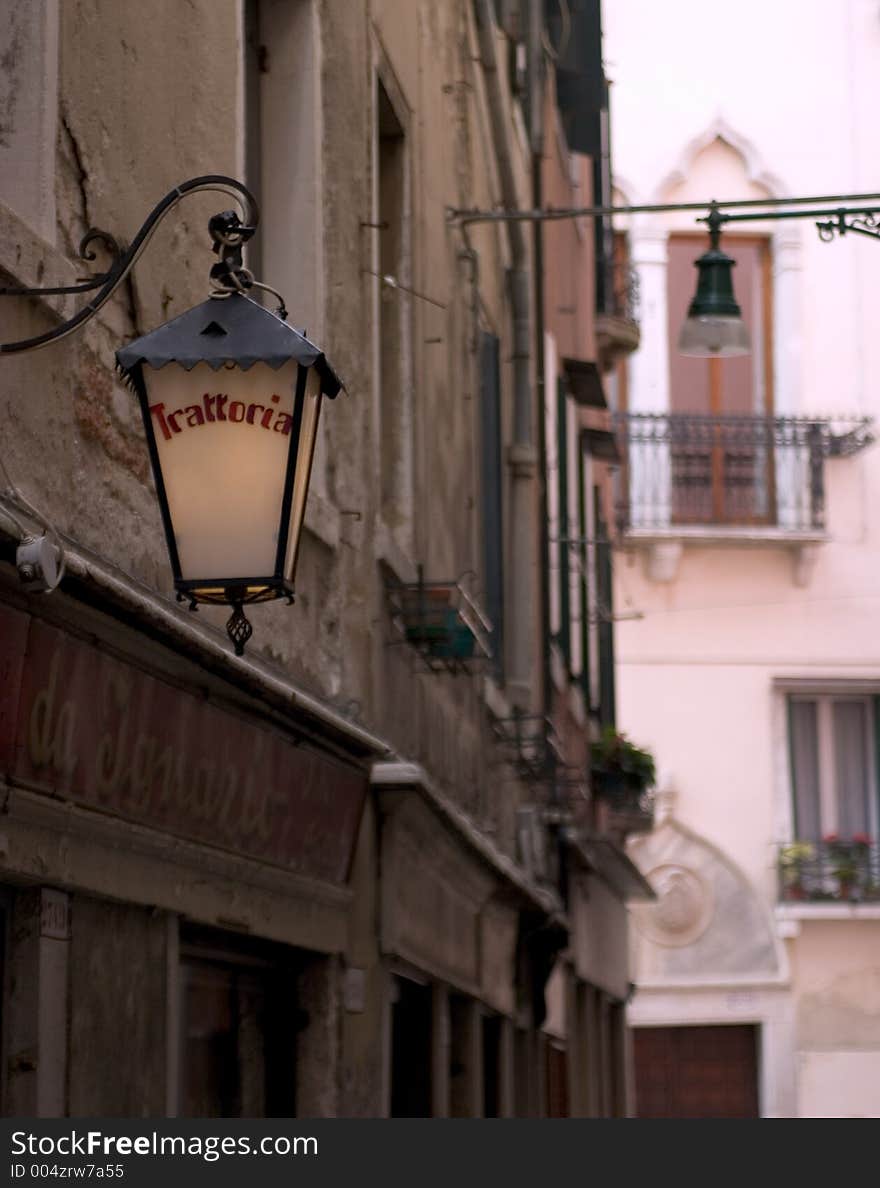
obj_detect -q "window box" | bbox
[388,575,492,673]
[590,727,657,834]
[777,839,880,904]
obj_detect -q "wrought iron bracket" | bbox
[0,228,124,298]
[0,174,259,355]
[816,211,880,242]
[708,202,880,241]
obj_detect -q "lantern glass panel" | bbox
[677,313,750,358]
[143,359,299,589]
[284,365,323,583]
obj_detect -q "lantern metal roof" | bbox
[116,292,343,396]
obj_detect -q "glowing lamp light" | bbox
[116,291,341,654]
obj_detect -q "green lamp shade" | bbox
[678,246,751,358]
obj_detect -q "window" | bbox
[577,443,591,705]
[548,376,585,683]
[376,78,412,535]
[666,234,773,525]
[788,693,880,840]
[668,234,771,419]
[556,379,571,667]
[243,1,328,499]
[594,486,615,726]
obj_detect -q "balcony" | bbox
[491,713,565,783]
[596,252,641,371]
[613,413,873,580]
[778,840,880,905]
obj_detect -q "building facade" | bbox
[605,0,880,1118]
[0,0,644,1116]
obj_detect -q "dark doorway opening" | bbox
[390,976,432,1117]
[482,1013,501,1117]
[180,925,299,1118]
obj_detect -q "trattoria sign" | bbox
[149,388,295,440]
[0,606,366,884]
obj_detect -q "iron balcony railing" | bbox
[491,713,565,783]
[613,413,873,533]
[610,260,640,325]
[598,232,641,325]
[778,840,880,904]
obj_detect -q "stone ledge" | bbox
[775,904,880,937]
[621,528,827,587]
[623,525,828,547]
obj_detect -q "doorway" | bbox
[633,1024,760,1118]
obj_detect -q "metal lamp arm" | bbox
[707,204,880,234]
[0,174,259,355]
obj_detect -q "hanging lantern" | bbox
[116,290,341,654]
[678,220,750,358]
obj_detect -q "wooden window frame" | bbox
[668,233,775,527]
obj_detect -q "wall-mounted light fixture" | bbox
[0,176,342,655]
[448,191,880,358]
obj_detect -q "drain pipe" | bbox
[474,0,537,709]
[525,0,552,724]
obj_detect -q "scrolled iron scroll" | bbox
[0,175,259,355]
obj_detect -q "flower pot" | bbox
[592,770,643,799]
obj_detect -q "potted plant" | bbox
[823,833,872,900]
[590,726,656,800]
[778,841,815,900]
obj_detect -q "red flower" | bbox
[822,832,839,844]
[852,832,873,847]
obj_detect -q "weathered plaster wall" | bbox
[0,0,539,841]
[0,0,563,1117]
[792,920,880,1116]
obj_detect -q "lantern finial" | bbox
[226,595,255,657]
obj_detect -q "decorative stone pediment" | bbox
[627,817,783,984]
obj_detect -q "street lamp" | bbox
[677,202,880,358]
[0,175,342,655]
[677,206,750,358]
[448,192,880,359]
